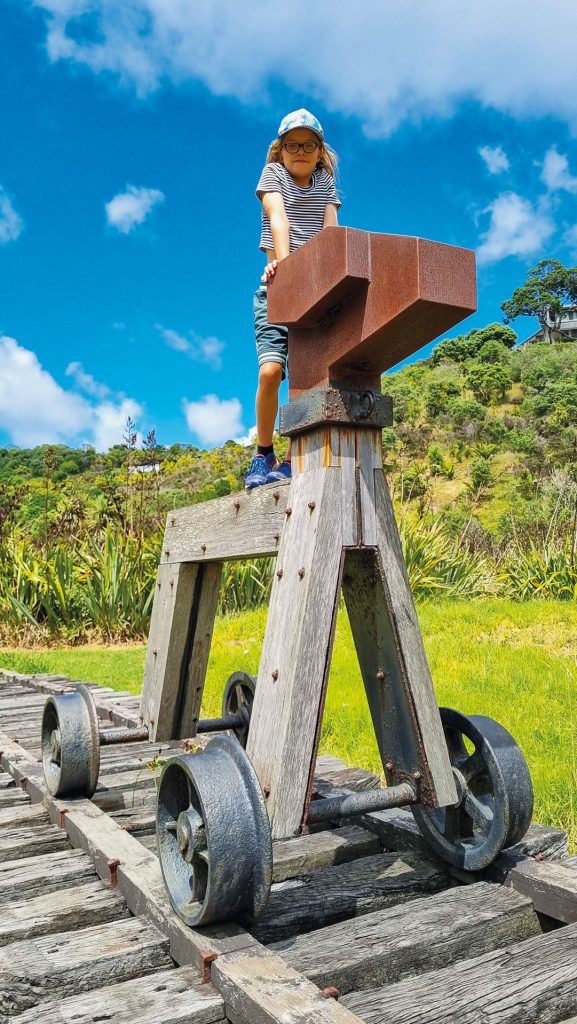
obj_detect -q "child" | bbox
[245,109,341,489]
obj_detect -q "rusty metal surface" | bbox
[267,227,477,395]
[279,385,393,437]
[306,780,416,824]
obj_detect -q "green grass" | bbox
[2,597,576,848]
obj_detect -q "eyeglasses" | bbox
[282,141,319,154]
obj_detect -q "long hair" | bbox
[266,137,338,179]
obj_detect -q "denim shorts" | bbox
[253,283,289,380]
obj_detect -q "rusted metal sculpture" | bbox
[43,227,534,927]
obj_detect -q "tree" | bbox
[501,259,577,343]
[431,323,517,365]
[466,363,512,403]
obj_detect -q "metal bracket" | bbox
[280,385,393,437]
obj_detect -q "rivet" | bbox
[107,858,120,887]
[273,532,280,543]
[272,491,280,502]
[263,785,271,798]
[165,549,170,557]
[153,649,158,657]
[170,517,176,526]
[385,759,394,772]
[234,500,241,511]
[321,987,341,1000]
[157,581,161,588]
[298,567,305,578]
[413,770,422,782]
[276,569,283,578]
[285,507,292,517]
[170,580,174,588]
[272,670,279,681]
[58,808,69,829]
[308,501,316,511]
[201,544,206,553]
[376,670,385,681]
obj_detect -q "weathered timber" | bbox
[373,471,456,806]
[0,917,173,1018]
[212,947,365,1024]
[0,823,69,862]
[141,560,222,741]
[247,467,345,839]
[272,825,381,883]
[10,967,226,1024]
[342,920,577,1024]
[97,766,161,792]
[0,878,129,946]
[0,849,94,903]
[252,851,453,943]
[0,790,29,808]
[509,859,577,923]
[270,880,541,994]
[0,803,48,831]
[159,482,289,565]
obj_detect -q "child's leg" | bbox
[256,362,283,447]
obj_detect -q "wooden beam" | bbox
[509,859,577,923]
[160,483,289,565]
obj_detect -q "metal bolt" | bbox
[200,950,218,984]
[19,777,28,791]
[272,669,279,681]
[201,544,206,553]
[263,785,271,798]
[157,580,161,588]
[165,549,170,557]
[413,770,422,782]
[170,580,174,588]
[272,491,280,501]
[170,517,176,526]
[234,500,241,511]
[285,507,292,516]
[107,858,120,887]
[274,532,280,543]
[308,501,316,511]
[298,567,305,578]
[276,569,284,578]
[322,987,341,1000]
[376,670,385,681]
[385,760,394,772]
[153,649,158,658]
[58,808,69,829]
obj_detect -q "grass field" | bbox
[2,597,576,849]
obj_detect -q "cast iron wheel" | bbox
[156,734,271,926]
[221,671,256,748]
[412,707,533,871]
[41,684,100,798]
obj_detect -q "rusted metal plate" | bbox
[279,386,393,437]
[267,228,476,395]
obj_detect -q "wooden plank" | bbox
[141,560,222,741]
[0,803,48,830]
[0,822,69,862]
[252,851,453,943]
[10,967,226,1024]
[247,467,344,839]
[272,825,380,882]
[0,849,95,902]
[0,878,129,946]
[342,920,577,1024]
[212,947,365,1024]
[509,859,577,923]
[161,482,289,564]
[97,766,161,792]
[373,470,456,807]
[270,880,541,994]
[0,917,173,1018]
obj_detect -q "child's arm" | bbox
[261,193,290,282]
[323,204,339,228]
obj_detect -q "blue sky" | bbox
[1,0,577,451]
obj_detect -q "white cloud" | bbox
[156,324,225,370]
[92,398,143,452]
[0,336,143,450]
[0,336,91,446]
[0,188,23,244]
[105,184,164,233]
[32,1,577,135]
[479,145,509,175]
[235,425,257,447]
[477,192,555,266]
[541,146,577,194]
[183,394,244,447]
[66,360,111,399]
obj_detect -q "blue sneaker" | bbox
[266,460,292,483]
[245,452,277,489]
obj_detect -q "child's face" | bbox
[280,128,321,180]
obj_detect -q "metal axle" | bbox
[98,713,247,749]
[306,781,417,825]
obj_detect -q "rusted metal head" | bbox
[267,226,477,395]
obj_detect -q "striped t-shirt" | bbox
[256,162,341,253]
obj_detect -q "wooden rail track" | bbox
[1,668,577,1024]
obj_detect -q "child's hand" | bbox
[261,259,280,284]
